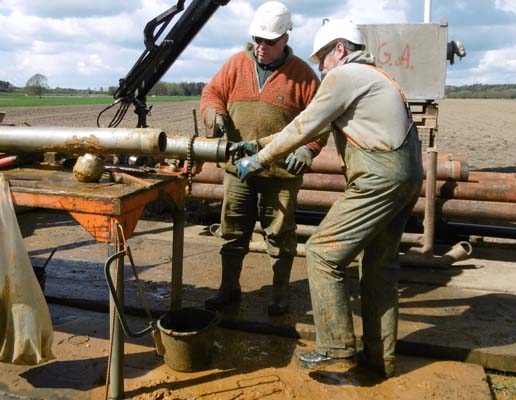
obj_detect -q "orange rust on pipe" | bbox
[301,173,346,191]
[423,159,469,182]
[192,164,225,184]
[468,171,516,182]
[61,135,103,153]
[420,180,516,203]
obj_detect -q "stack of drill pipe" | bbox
[310,147,470,181]
[191,148,516,224]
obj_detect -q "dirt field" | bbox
[1,98,515,172]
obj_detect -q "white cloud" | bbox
[0,0,140,18]
[0,0,515,88]
[343,0,409,24]
[495,0,516,14]
[470,45,516,83]
[1,44,137,88]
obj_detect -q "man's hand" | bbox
[285,146,315,175]
[229,140,259,163]
[235,154,264,181]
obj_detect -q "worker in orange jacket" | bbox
[200,1,328,316]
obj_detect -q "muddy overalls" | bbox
[305,121,423,368]
[254,52,424,370]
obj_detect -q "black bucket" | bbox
[157,307,219,372]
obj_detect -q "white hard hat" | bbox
[309,19,365,63]
[248,1,293,40]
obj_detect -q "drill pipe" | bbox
[248,239,473,268]
[193,163,516,202]
[0,126,167,156]
[164,135,228,164]
[423,149,437,254]
[420,179,516,203]
[311,147,470,181]
[190,182,516,222]
[468,171,516,183]
[253,222,425,245]
[195,154,468,185]
[192,165,349,190]
[255,221,516,241]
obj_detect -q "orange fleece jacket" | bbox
[201,45,326,164]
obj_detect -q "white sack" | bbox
[0,174,54,364]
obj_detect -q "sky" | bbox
[1,0,516,90]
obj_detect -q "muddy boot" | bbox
[357,350,396,378]
[295,349,356,369]
[205,254,244,309]
[268,256,293,316]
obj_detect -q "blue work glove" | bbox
[235,154,264,181]
[285,146,316,175]
[229,140,259,163]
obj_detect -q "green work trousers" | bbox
[305,126,423,362]
[219,172,300,258]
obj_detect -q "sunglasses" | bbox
[253,35,283,46]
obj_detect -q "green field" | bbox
[0,93,199,107]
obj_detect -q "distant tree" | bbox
[148,81,168,96]
[25,73,49,97]
[194,82,205,95]
[0,80,14,92]
[168,82,180,96]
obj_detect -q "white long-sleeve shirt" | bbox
[258,51,411,165]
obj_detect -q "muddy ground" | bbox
[2,98,516,172]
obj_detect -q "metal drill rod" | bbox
[0,126,167,156]
[164,134,229,164]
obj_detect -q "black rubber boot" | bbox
[267,256,293,316]
[205,254,244,309]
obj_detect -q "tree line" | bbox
[0,74,205,97]
[445,84,516,99]
[126,81,206,97]
[3,74,516,99]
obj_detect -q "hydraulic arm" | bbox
[98,0,230,128]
